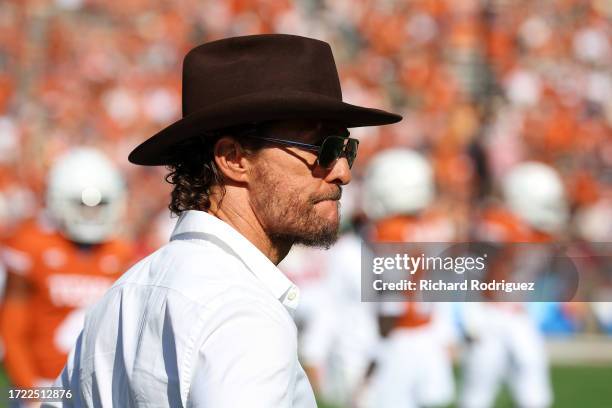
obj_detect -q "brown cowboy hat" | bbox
[128,34,402,165]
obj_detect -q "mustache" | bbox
[311,186,342,204]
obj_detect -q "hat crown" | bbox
[182,34,343,117]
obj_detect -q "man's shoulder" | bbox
[112,239,274,308]
[81,238,295,349]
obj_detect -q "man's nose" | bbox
[324,157,352,185]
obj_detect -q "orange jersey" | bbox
[1,218,135,384]
[475,207,552,244]
[371,211,456,328]
[371,211,456,244]
[475,206,553,307]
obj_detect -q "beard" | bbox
[250,166,342,249]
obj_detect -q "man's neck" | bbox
[208,204,292,265]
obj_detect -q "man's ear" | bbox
[213,137,250,183]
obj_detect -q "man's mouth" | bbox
[312,187,342,204]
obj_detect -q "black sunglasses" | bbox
[242,129,359,169]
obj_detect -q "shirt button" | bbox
[287,290,297,301]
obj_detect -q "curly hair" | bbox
[164,128,263,216]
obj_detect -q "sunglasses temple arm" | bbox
[254,136,321,152]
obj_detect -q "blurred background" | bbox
[0,0,610,407]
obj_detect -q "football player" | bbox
[459,162,564,408]
[297,184,380,407]
[361,149,457,408]
[0,148,135,388]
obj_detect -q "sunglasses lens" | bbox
[345,139,358,168]
[318,137,359,168]
[319,137,346,168]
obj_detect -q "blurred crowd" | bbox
[0,0,610,405]
[1,0,611,241]
[2,0,609,301]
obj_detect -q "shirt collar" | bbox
[170,210,300,311]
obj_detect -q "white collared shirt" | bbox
[45,210,316,407]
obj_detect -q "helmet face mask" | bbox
[50,196,125,244]
[46,148,126,245]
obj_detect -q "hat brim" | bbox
[128,90,402,165]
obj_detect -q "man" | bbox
[47,34,401,407]
[1,147,134,388]
[460,162,562,408]
[296,185,379,407]
[361,149,456,408]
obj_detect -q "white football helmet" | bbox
[363,149,434,221]
[501,162,568,234]
[46,148,126,244]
